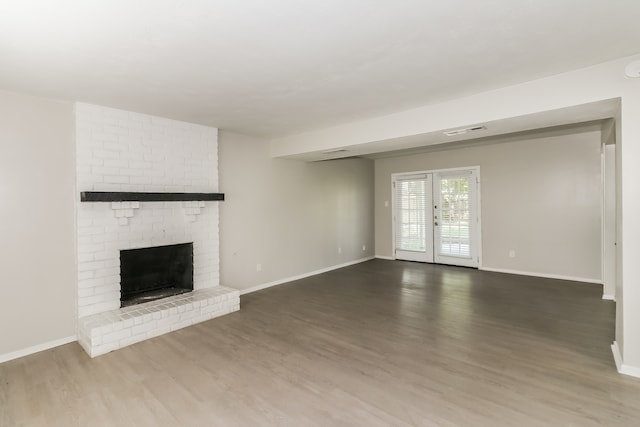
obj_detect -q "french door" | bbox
[393,168,479,268]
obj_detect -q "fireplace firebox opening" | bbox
[120,242,194,307]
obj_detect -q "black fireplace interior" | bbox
[120,242,193,307]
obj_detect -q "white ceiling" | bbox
[1,1,639,139]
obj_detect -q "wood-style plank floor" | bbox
[2,259,640,426]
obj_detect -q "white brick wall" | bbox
[75,103,220,318]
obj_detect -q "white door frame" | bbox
[392,166,482,268]
[602,143,616,300]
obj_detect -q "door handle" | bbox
[434,222,438,226]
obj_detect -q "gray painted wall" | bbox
[0,90,76,356]
[375,130,602,282]
[219,131,375,292]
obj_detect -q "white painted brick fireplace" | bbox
[74,103,238,357]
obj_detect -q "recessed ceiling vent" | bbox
[322,148,349,154]
[443,125,487,137]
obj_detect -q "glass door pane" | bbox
[394,174,433,263]
[439,176,470,257]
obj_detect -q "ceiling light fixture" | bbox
[322,148,348,154]
[624,60,640,78]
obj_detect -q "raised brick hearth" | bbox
[78,287,239,357]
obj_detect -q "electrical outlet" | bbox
[338,247,342,254]
[256,263,262,272]
[384,201,389,207]
[362,245,366,251]
[508,250,515,258]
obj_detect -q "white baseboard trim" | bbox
[0,335,77,365]
[611,341,640,378]
[602,293,616,301]
[239,256,375,296]
[480,267,602,284]
[375,255,395,261]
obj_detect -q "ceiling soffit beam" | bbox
[269,55,635,160]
